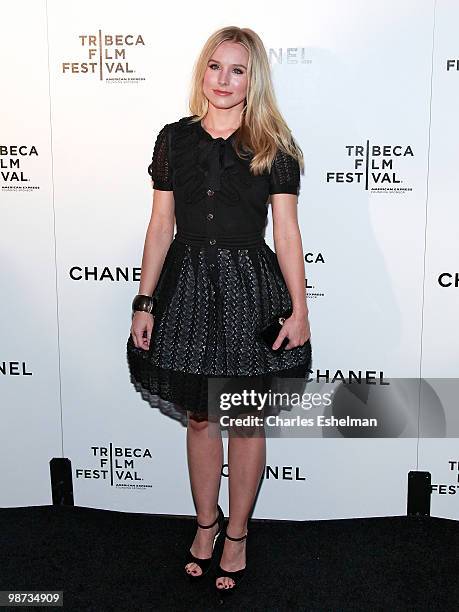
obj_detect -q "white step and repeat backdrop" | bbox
[1,0,458,520]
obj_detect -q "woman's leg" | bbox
[216,424,266,589]
[185,411,224,576]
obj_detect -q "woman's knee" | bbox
[187,411,210,432]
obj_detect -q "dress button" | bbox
[209,263,215,268]
[206,213,214,220]
[209,238,216,245]
[206,189,214,196]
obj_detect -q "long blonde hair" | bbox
[188,26,304,176]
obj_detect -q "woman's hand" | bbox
[130,311,154,351]
[272,310,311,351]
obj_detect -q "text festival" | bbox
[62,33,145,75]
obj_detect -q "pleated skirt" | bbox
[126,233,312,422]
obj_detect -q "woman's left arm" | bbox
[271,193,311,350]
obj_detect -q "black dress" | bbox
[126,115,312,422]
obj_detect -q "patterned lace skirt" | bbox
[126,234,312,424]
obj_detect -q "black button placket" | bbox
[205,140,224,285]
[206,188,218,284]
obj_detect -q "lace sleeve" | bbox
[269,148,301,196]
[147,123,173,190]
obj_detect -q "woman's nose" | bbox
[218,73,229,86]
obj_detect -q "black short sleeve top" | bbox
[147,115,301,237]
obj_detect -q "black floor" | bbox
[1,505,458,611]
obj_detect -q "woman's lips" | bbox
[213,90,232,96]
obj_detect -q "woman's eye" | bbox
[208,63,244,75]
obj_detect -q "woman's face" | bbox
[202,41,249,111]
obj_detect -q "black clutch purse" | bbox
[259,309,292,353]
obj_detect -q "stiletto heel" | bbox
[214,530,248,596]
[184,504,224,580]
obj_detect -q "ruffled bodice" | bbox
[147,115,301,238]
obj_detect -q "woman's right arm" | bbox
[139,189,175,296]
[130,188,175,350]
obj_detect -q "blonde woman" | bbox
[127,26,312,597]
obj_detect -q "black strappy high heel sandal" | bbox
[214,529,248,596]
[184,503,224,580]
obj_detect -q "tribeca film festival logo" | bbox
[75,443,154,489]
[431,460,459,497]
[62,31,146,83]
[1,145,39,191]
[327,141,414,193]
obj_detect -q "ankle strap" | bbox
[196,506,221,529]
[225,531,247,541]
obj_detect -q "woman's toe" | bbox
[186,562,201,576]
